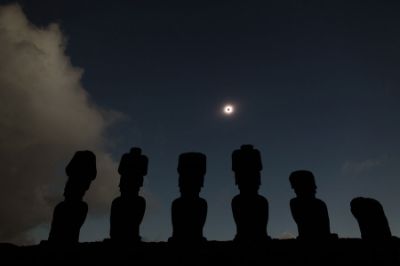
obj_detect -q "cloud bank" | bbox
[0,4,119,244]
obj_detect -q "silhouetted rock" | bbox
[289,170,335,240]
[351,197,392,240]
[110,148,148,243]
[48,150,97,244]
[231,145,270,243]
[169,152,207,243]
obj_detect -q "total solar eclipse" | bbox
[223,104,235,115]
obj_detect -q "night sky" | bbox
[1,0,400,243]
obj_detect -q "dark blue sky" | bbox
[5,0,400,241]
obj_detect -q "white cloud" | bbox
[341,158,384,176]
[0,4,120,244]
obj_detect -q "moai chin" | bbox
[110,147,148,243]
[231,145,270,243]
[48,150,97,244]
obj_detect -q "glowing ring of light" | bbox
[223,104,234,115]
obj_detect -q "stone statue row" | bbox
[47,145,393,245]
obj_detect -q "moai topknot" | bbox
[48,150,97,244]
[231,145,270,243]
[169,152,207,243]
[110,147,148,243]
[351,197,392,240]
[289,170,333,240]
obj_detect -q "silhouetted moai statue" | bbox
[289,170,334,240]
[110,148,148,243]
[48,151,97,244]
[169,152,207,243]
[231,145,270,243]
[351,197,392,240]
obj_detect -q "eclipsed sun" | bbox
[223,104,235,116]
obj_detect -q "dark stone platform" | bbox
[1,239,400,265]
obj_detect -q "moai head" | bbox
[64,150,97,201]
[289,170,317,198]
[351,197,392,240]
[118,147,148,195]
[232,145,263,194]
[177,152,206,197]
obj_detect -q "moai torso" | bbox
[290,197,330,239]
[49,200,88,243]
[171,196,207,241]
[232,193,269,241]
[110,196,146,242]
